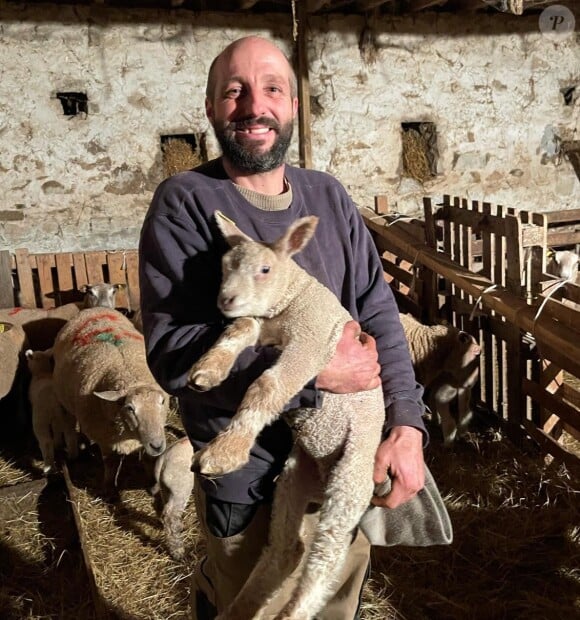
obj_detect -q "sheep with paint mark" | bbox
[25,348,79,473]
[151,436,195,561]
[398,313,481,446]
[52,307,170,497]
[187,212,385,620]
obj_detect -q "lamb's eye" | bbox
[260,266,270,274]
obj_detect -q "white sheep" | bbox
[151,436,195,561]
[81,282,125,309]
[0,321,27,400]
[547,249,579,282]
[52,307,170,498]
[25,348,79,474]
[398,313,481,446]
[187,212,384,620]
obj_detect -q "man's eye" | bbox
[260,266,270,274]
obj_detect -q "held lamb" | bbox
[25,348,79,473]
[52,307,170,497]
[151,436,195,561]
[399,313,481,446]
[187,212,385,620]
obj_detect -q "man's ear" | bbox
[205,97,214,123]
[292,96,299,120]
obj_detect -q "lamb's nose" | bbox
[219,295,236,310]
[149,441,165,455]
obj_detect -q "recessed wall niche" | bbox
[160,133,207,178]
[401,122,438,183]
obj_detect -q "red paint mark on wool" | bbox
[8,308,24,315]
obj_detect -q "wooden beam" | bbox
[295,1,312,169]
[238,0,260,8]
[358,0,390,9]
[0,251,14,308]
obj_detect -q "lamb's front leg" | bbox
[188,317,261,391]
[193,348,317,476]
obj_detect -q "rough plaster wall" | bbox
[308,15,579,215]
[0,5,578,253]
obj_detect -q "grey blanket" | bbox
[359,464,453,547]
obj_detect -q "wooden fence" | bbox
[0,248,140,312]
[364,195,580,474]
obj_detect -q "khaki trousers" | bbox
[191,481,370,620]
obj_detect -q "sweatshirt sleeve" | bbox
[138,180,322,413]
[346,201,428,444]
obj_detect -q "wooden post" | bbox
[295,2,312,169]
[0,251,14,308]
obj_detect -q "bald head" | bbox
[206,36,297,102]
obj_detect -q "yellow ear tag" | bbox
[0,324,5,334]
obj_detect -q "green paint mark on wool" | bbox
[95,332,123,347]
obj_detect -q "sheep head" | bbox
[214,210,319,318]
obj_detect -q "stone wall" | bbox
[0,4,578,252]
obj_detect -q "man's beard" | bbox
[214,117,293,173]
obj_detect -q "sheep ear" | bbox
[273,216,319,258]
[215,210,251,247]
[93,389,127,402]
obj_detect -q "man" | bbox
[139,35,426,619]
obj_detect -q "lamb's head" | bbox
[93,385,169,456]
[214,210,319,318]
[25,348,53,376]
[82,283,125,309]
[548,250,579,281]
[441,329,481,389]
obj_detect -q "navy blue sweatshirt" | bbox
[139,158,426,504]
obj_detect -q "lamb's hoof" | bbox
[187,367,224,392]
[191,435,252,476]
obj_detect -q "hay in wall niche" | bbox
[401,128,433,183]
[162,138,202,178]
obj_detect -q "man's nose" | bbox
[238,87,266,118]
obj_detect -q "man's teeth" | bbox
[239,127,270,134]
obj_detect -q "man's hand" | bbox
[315,320,381,394]
[372,425,424,509]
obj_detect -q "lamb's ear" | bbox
[273,216,319,257]
[93,389,127,402]
[215,210,252,248]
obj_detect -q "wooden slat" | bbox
[0,250,14,308]
[15,248,36,307]
[55,253,75,305]
[73,253,89,289]
[36,254,56,309]
[125,251,140,312]
[522,377,580,433]
[547,231,580,246]
[543,208,580,224]
[106,252,130,309]
[84,251,107,284]
[522,419,580,476]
